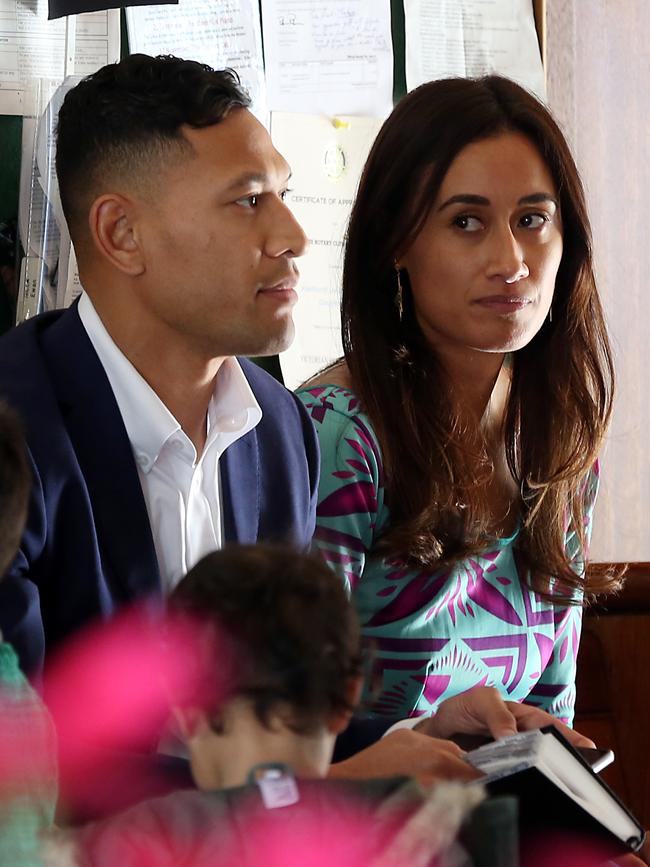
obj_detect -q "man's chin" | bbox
[247,323,296,359]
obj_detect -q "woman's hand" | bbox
[414,686,595,749]
[328,728,482,786]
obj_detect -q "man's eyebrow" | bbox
[223,170,293,195]
[437,191,559,211]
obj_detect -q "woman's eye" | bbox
[279,188,293,202]
[519,212,548,229]
[236,194,258,208]
[453,214,483,232]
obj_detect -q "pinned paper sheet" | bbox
[0,5,119,115]
[404,0,545,100]
[272,111,382,389]
[261,0,393,117]
[16,76,80,321]
[126,0,267,122]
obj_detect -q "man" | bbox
[0,54,317,675]
[0,54,451,783]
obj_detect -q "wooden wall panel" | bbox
[576,613,650,828]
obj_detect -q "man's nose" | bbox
[267,199,309,259]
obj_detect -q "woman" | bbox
[297,76,618,727]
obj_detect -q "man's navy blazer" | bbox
[0,303,320,675]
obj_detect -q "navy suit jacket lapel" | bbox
[42,305,161,601]
[220,428,260,545]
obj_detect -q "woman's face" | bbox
[400,132,563,363]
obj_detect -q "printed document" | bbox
[17,76,77,320]
[0,3,119,115]
[261,0,393,117]
[126,0,266,120]
[404,0,545,99]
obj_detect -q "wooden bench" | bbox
[574,567,650,828]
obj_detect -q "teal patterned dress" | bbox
[296,385,598,724]
[0,640,57,866]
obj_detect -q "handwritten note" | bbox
[126,0,266,121]
[262,0,393,117]
[404,0,545,100]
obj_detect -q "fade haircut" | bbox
[169,545,363,736]
[0,403,30,578]
[55,53,251,241]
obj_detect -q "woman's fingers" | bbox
[413,687,596,748]
[328,729,481,784]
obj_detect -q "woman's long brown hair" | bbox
[341,76,618,601]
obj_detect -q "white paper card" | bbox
[262,0,393,117]
[126,0,267,122]
[0,4,119,116]
[404,0,545,100]
[272,111,382,389]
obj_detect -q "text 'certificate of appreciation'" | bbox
[126,0,266,121]
[272,111,382,389]
[0,4,119,115]
[404,0,545,100]
[262,0,393,117]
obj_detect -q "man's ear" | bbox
[89,193,145,276]
[327,675,364,735]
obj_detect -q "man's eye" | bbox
[519,213,548,229]
[279,188,293,202]
[236,194,258,208]
[453,215,482,232]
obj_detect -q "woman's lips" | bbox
[474,295,532,311]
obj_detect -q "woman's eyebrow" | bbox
[437,193,489,211]
[518,192,559,207]
[437,191,559,211]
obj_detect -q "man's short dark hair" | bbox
[55,53,251,240]
[0,403,29,578]
[169,544,363,735]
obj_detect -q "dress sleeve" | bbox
[525,464,600,726]
[298,391,385,594]
[525,604,582,725]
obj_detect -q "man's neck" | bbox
[89,292,225,456]
[132,354,220,456]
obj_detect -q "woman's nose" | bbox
[485,227,529,283]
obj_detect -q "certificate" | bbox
[272,111,382,389]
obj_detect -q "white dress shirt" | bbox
[78,292,262,592]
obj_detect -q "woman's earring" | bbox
[394,263,404,321]
[548,305,553,324]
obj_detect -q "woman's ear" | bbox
[326,675,364,735]
[88,193,145,276]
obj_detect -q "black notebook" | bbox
[464,726,645,857]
